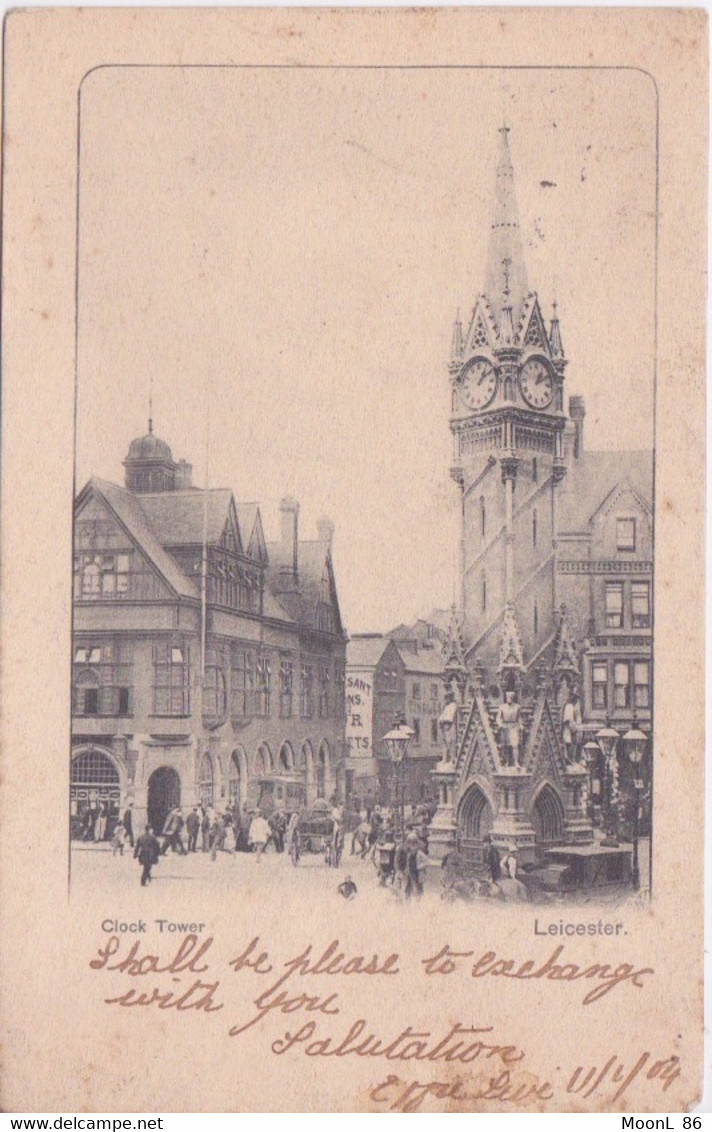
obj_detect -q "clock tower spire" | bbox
[449,128,568,670]
[485,125,529,334]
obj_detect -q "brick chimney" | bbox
[279,497,299,589]
[175,459,193,489]
[569,395,585,460]
[317,517,334,548]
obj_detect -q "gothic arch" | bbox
[457,779,495,842]
[199,752,214,808]
[300,741,316,803]
[299,740,314,773]
[228,747,248,807]
[254,742,273,776]
[530,781,565,844]
[316,740,331,799]
[279,742,295,771]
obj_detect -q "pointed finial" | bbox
[148,373,154,434]
[549,297,564,359]
[450,307,464,364]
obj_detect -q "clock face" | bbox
[460,357,497,410]
[519,358,554,409]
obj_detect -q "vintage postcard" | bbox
[0,7,706,1114]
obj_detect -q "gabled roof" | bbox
[396,647,446,676]
[266,539,345,637]
[557,450,653,533]
[235,503,267,563]
[139,488,239,549]
[78,478,199,600]
[347,636,393,668]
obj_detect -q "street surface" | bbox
[69,839,650,909]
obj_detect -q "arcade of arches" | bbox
[70,738,335,840]
[454,778,568,862]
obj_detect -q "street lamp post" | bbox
[381,715,415,842]
[595,718,620,845]
[622,719,647,890]
[583,740,600,823]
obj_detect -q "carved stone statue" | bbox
[561,689,582,764]
[496,689,522,768]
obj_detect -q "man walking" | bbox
[269,809,287,854]
[201,808,211,852]
[249,810,271,862]
[483,834,501,883]
[186,807,200,853]
[123,802,135,849]
[134,826,160,887]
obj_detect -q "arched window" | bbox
[70,750,121,840]
[228,751,243,807]
[255,743,272,777]
[534,600,539,637]
[481,572,487,612]
[480,496,486,538]
[199,753,214,808]
[532,457,538,483]
[532,508,538,548]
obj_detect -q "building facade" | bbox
[71,426,347,840]
[430,128,653,867]
[345,636,444,808]
[398,644,446,803]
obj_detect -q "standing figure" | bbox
[111,820,126,856]
[249,810,271,862]
[134,826,160,886]
[269,809,286,854]
[501,845,519,880]
[186,807,200,853]
[404,831,429,899]
[352,817,371,859]
[210,815,228,860]
[83,806,96,842]
[496,690,523,768]
[482,834,501,883]
[285,811,299,857]
[201,807,211,852]
[562,689,583,764]
[231,803,243,851]
[95,803,108,842]
[123,803,134,849]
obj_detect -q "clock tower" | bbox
[449,126,567,668]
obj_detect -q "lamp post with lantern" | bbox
[381,714,415,842]
[595,718,620,845]
[583,739,601,824]
[622,717,648,890]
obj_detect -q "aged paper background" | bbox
[0,8,706,1113]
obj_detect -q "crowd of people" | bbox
[441,834,532,903]
[102,796,437,895]
[82,796,528,902]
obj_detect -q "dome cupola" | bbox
[123,420,177,493]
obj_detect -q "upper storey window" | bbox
[605,582,624,628]
[153,641,191,715]
[616,517,636,552]
[75,553,130,599]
